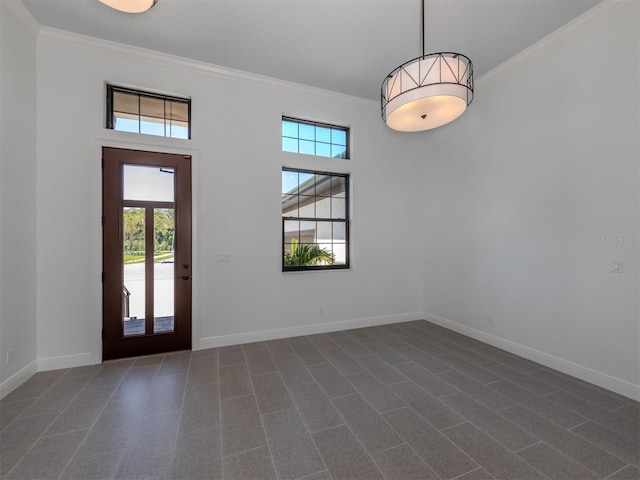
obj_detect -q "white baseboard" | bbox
[198,312,424,350]
[37,352,99,372]
[0,360,38,400]
[424,312,640,402]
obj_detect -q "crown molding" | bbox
[477,0,632,87]
[37,26,376,108]
[28,0,630,106]
[4,0,40,37]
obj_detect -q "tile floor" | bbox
[0,320,638,480]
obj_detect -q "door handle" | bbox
[177,275,191,280]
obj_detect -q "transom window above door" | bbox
[106,85,191,139]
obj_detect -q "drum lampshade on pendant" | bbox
[381,0,474,132]
[98,0,157,13]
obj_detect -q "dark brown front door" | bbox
[102,147,192,360]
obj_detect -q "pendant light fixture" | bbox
[381,0,474,132]
[98,0,157,14]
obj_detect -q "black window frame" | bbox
[106,84,192,139]
[282,167,350,272]
[282,116,350,159]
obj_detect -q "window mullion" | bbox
[282,168,349,271]
[106,84,191,140]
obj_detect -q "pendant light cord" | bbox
[421,0,425,58]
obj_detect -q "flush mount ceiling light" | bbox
[381,0,474,132]
[98,0,157,14]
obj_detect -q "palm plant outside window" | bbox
[282,168,349,271]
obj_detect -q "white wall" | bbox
[34,32,424,365]
[422,1,639,398]
[0,1,38,392]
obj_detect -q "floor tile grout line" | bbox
[220,391,256,402]
[294,344,332,368]
[366,329,562,477]
[604,463,636,479]
[293,469,330,480]
[494,445,552,480]
[243,343,279,479]
[483,379,503,386]
[218,360,247,369]
[250,368,285,379]
[487,381,594,427]
[525,438,617,479]
[564,422,640,470]
[438,420,470,433]
[281,342,390,479]
[371,441,409,456]
[511,440,542,454]
[9,360,131,479]
[164,351,198,478]
[526,368,631,409]
[564,390,640,420]
[332,332,379,359]
[440,417,555,480]
[367,325,636,455]
[6,321,638,480]
[439,402,541,455]
[216,347,229,478]
[111,360,164,478]
[16,368,73,403]
[470,361,560,397]
[378,398,481,478]
[320,347,366,375]
[356,369,410,389]
[332,350,470,479]
[285,338,330,379]
[264,343,334,479]
[568,419,591,430]
[508,406,636,477]
[222,444,269,460]
[610,402,640,415]
[450,467,494,480]
[11,369,92,422]
[437,391,461,401]
[542,390,640,441]
[440,392,552,452]
[328,346,409,415]
[304,422,347,435]
[377,403,415,416]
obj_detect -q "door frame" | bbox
[103,147,192,360]
[91,138,201,364]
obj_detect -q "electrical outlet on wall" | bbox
[611,259,623,273]
[6,348,14,365]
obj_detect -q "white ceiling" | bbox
[22,0,602,101]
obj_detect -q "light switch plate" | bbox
[216,254,230,263]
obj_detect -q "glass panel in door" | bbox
[154,208,174,333]
[122,164,175,337]
[123,207,145,336]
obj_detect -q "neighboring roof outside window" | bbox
[107,85,191,140]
